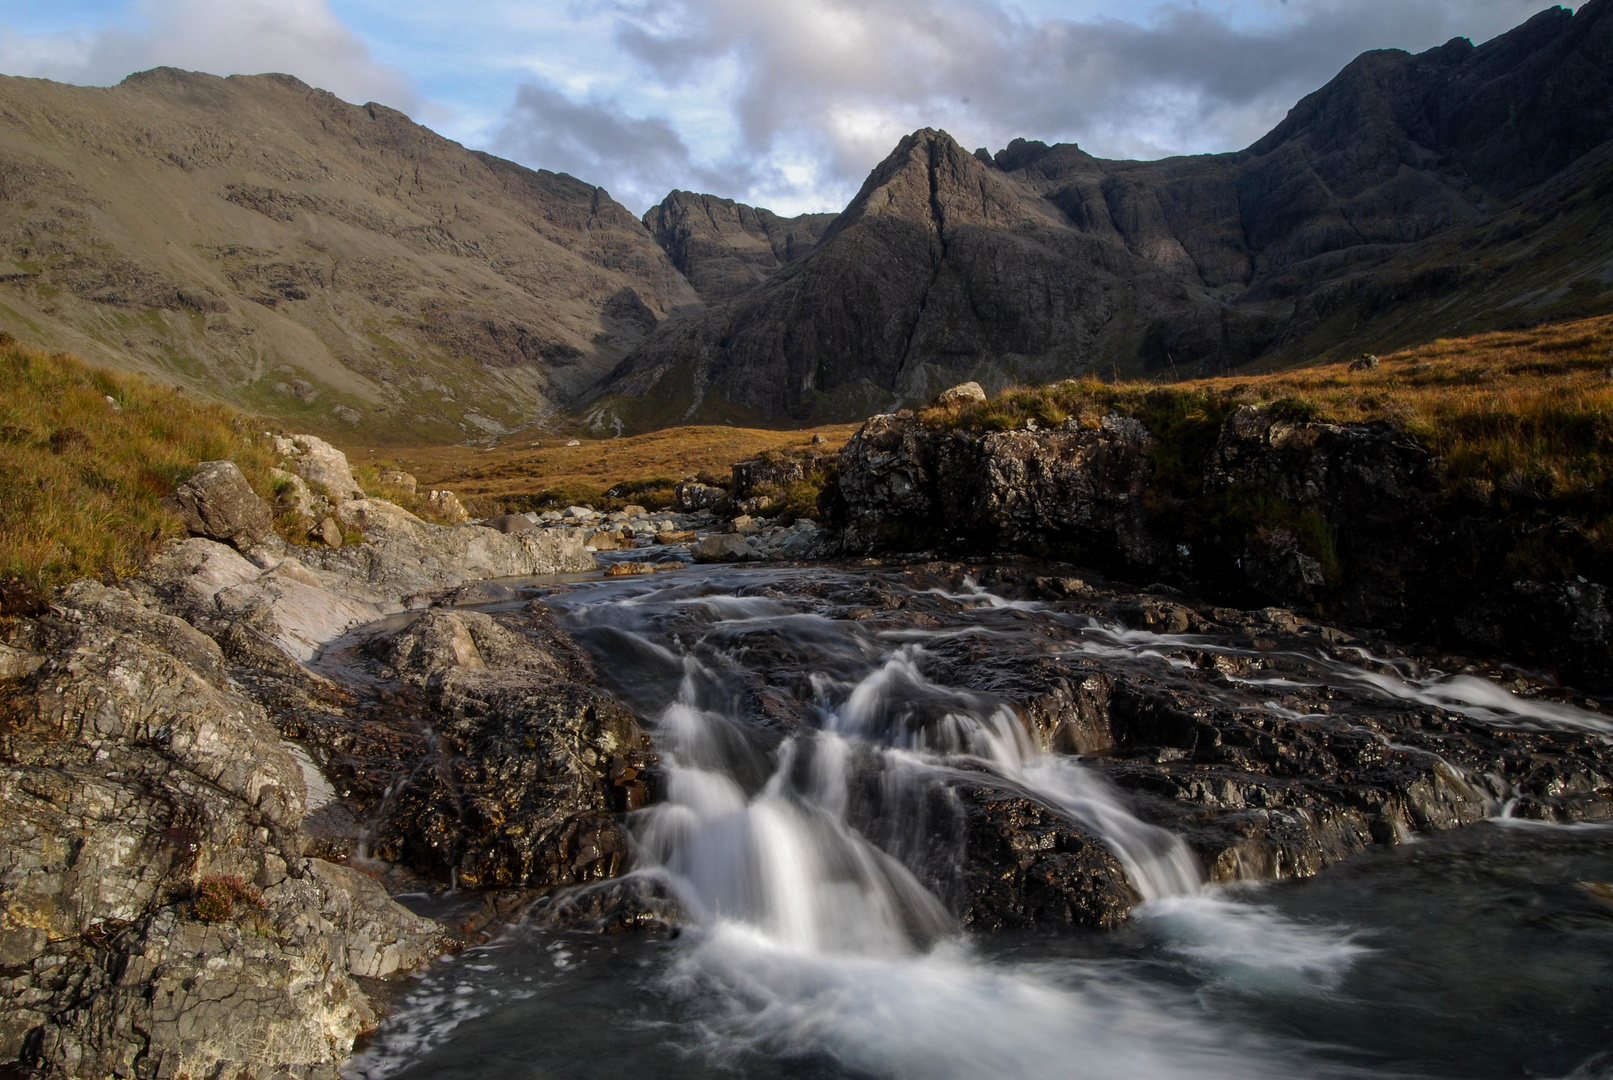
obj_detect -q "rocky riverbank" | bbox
[0,434,636,1079]
[827,400,1613,693]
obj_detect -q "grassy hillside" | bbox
[935,313,1613,544]
[356,422,861,516]
[0,335,278,607]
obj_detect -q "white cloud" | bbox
[1,0,1563,217]
[493,0,1552,214]
[0,0,414,112]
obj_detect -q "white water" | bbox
[624,613,1366,1077]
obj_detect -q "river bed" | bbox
[344,563,1613,1079]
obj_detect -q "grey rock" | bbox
[934,381,987,408]
[162,460,273,549]
[483,512,538,534]
[692,534,762,563]
[0,586,446,1079]
[318,515,343,548]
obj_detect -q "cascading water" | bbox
[347,564,1613,1080]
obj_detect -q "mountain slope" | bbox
[0,68,701,442]
[596,0,1613,428]
[642,191,836,303]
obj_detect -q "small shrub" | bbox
[191,874,264,923]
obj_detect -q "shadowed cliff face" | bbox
[0,68,701,442]
[601,0,1613,428]
[642,191,836,303]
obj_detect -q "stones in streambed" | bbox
[525,874,685,933]
[691,519,823,563]
[603,560,683,576]
[900,562,1613,886]
[0,582,448,1078]
[161,459,273,550]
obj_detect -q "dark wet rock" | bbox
[161,459,273,549]
[955,787,1137,931]
[0,584,446,1079]
[526,874,685,933]
[433,580,522,607]
[319,603,655,891]
[702,561,1612,912]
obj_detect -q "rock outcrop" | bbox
[603,1,1613,425]
[830,408,1613,691]
[0,581,446,1079]
[354,607,654,889]
[0,434,635,1077]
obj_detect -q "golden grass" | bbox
[0,336,277,605]
[934,313,1613,514]
[347,423,861,516]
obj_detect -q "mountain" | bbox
[642,191,836,303]
[3,2,1611,440]
[0,68,701,442]
[594,0,1613,428]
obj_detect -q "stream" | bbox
[343,564,1613,1080]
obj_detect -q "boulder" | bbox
[426,489,469,524]
[162,460,273,549]
[692,533,761,563]
[673,479,725,512]
[483,513,538,535]
[360,605,654,889]
[378,469,418,494]
[317,515,344,548]
[934,381,987,408]
[273,434,364,501]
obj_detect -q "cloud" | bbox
[0,0,414,112]
[493,0,1553,214]
[492,82,752,211]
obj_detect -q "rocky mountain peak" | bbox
[604,1,1613,430]
[641,190,835,303]
[825,128,1057,245]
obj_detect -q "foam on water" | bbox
[670,923,1349,1080]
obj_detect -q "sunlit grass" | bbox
[0,336,276,605]
[927,313,1613,522]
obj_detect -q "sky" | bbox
[0,0,1562,216]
